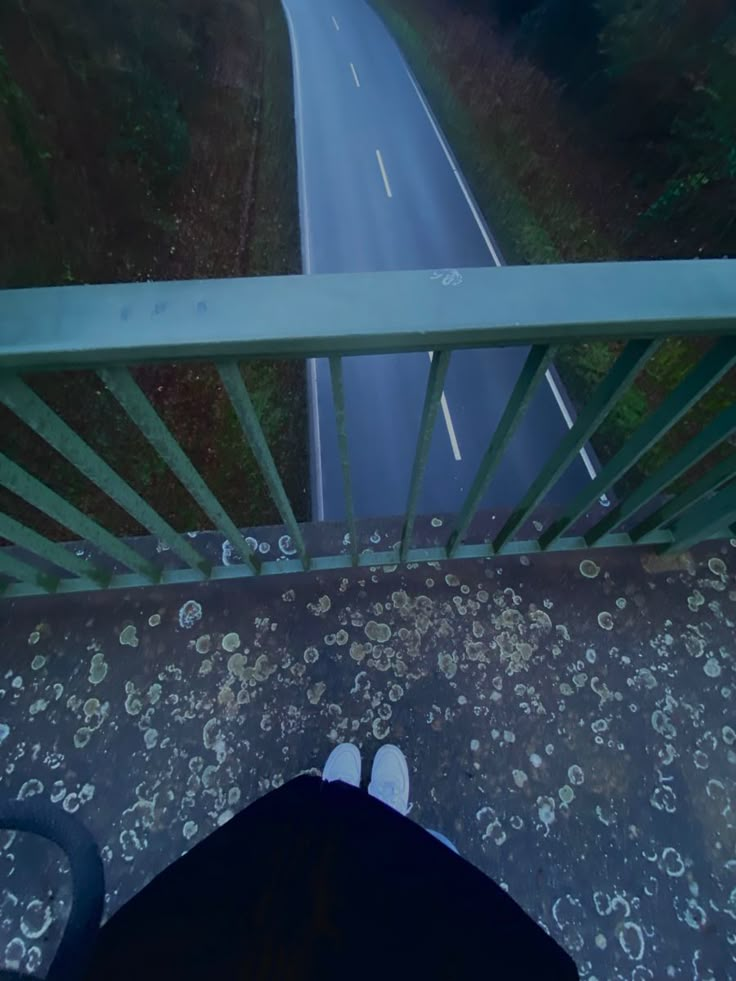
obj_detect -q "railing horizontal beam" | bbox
[5,525,732,599]
[1,260,735,370]
[1,260,735,599]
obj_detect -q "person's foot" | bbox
[322,743,361,787]
[368,744,410,815]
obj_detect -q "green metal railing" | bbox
[1,259,735,599]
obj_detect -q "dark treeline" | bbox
[449,0,736,251]
[0,0,268,287]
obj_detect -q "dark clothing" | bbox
[89,775,578,980]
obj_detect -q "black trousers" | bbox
[88,775,579,980]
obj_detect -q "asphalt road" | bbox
[282,0,595,523]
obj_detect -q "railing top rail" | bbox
[1,260,735,371]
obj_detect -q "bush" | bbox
[111,67,190,188]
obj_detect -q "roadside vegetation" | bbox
[0,0,306,539]
[374,0,735,485]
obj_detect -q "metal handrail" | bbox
[1,260,735,599]
[2,261,735,369]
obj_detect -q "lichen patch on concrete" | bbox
[0,543,734,978]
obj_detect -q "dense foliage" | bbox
[452,0,736,253]
[0,0,257,286]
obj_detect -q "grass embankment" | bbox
[0,0,306,540]
[373,0,733,485]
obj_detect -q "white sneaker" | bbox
[322,743,361,787]
[368,744,410,815]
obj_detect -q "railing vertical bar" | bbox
[400,350,451,562]
[0,453,160,581]
[328,357,358,565]
[216,360,309,570]
[447,344,553,557]
[493,339,659,551]
[0,549,58,593]
[98,367,260,573]
[540,336,736,549]
[0,376,210,575]
[586,402,736,544]
[663,481,736,554]
[630,455,736,542]
[0,514,109,585]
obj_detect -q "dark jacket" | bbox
[89,775,579,980]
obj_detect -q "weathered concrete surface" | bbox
[1,540,735,979]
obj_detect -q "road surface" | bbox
[282,0,595,523]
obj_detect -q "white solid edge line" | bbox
[350,62,360,88]
[405,66,600,484]
[544,369,597,480]
[332,15,340,30]
[375,149,392,198]
[282,2,325,519]
[440,394,462,461]
[428,353,462,461]
[405,70,501,265]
